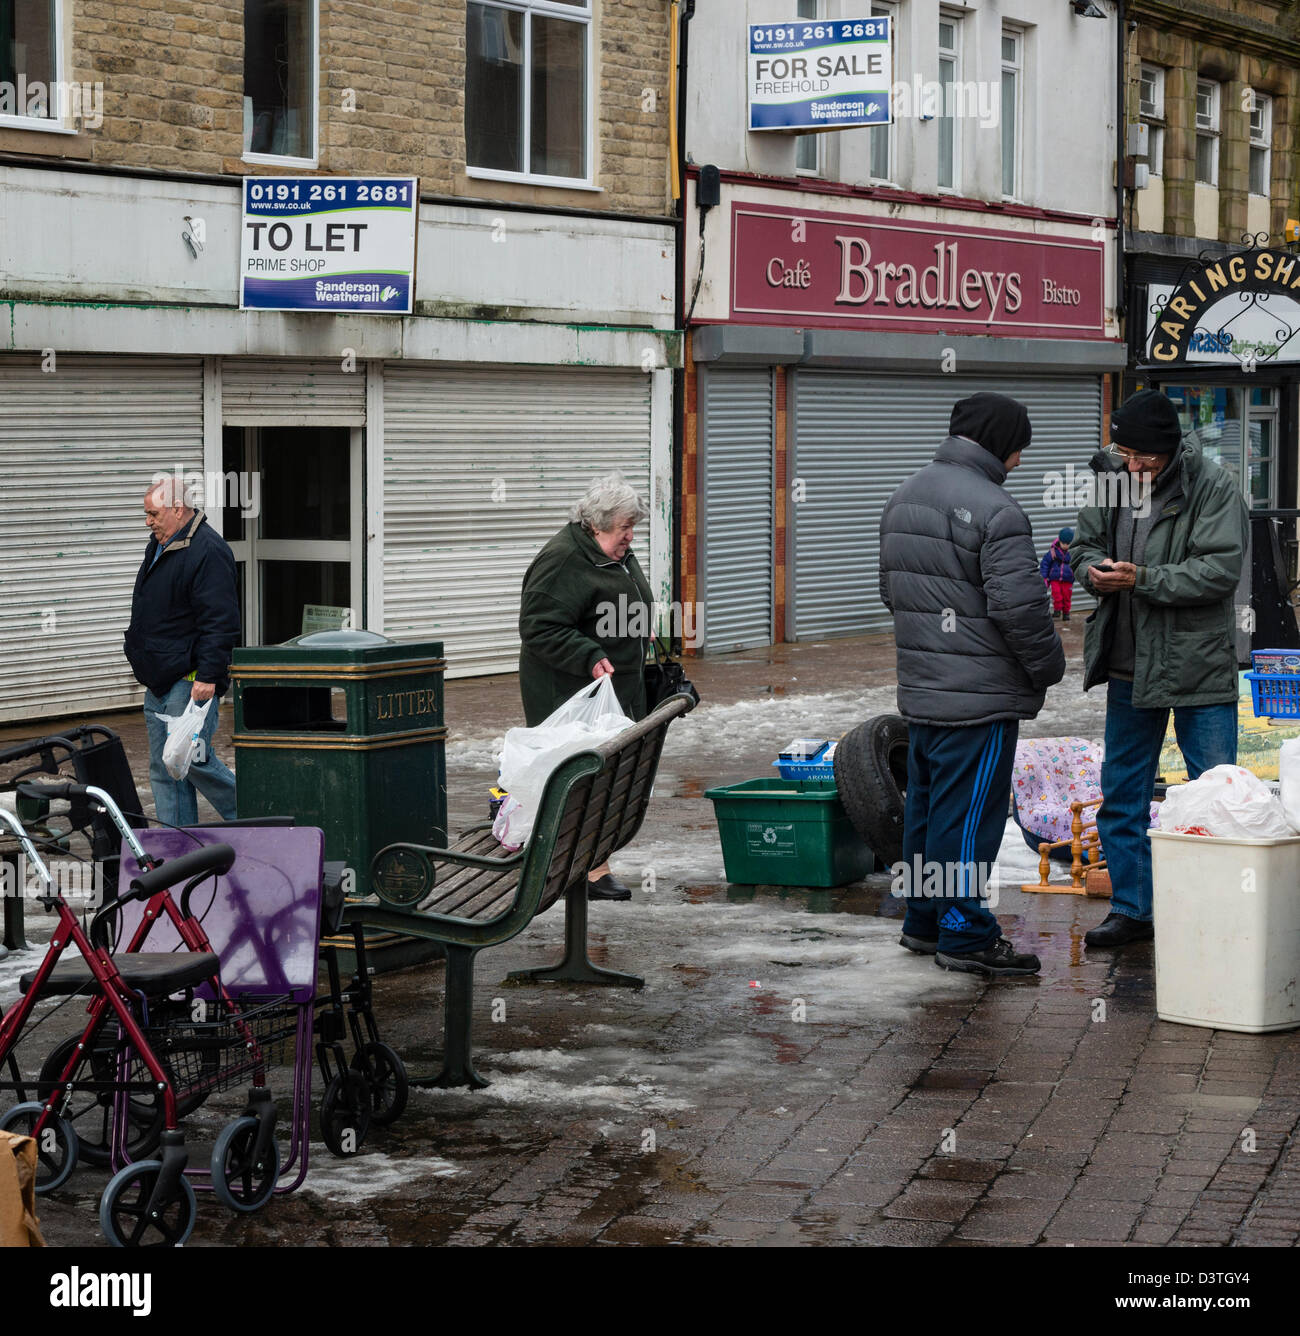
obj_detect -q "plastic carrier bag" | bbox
[1157,764,1292,839]
[154,697,211,782]
[493,677,633,849]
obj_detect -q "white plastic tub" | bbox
[1149,829,1300,1033]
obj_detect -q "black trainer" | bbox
[900,934,938,956]
[1084,912,1153,948]
[935,938,1041,977]
[587,873,632,902]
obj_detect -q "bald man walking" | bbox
[123,477,241,825]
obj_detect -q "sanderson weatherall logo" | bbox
[240,177,418,314]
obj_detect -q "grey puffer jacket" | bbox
[879,436,1066,725]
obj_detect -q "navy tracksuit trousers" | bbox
[899,719,1017,954]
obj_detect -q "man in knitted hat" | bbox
[879,392,1066,977]
[1072,388,1249,948]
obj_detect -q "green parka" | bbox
[518,521,653,726]
[1072,444,1249,707]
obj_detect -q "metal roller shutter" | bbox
[221,358,366,426]
[0,355,205,722]
[698,368,774,652]
[790,371,1102,639]
[382,364,653,676]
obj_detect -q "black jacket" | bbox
[879,435,1066,725]
[124,512,241,697]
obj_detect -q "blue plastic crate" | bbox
[1245,671,1300,719]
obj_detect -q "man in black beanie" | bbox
[879,393,1065,976]
[1072,389,1248,948]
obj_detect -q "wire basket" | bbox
[145,994,298,1098]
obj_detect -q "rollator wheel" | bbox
[350,1041,408,1127]
[99,1160,197,1248]
[320,1070,371,1157]
[0,1102,79,1194]
[210,1115,280,1213]
[37,1034,165,1167]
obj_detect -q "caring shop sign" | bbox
[749,15,891,132]
[240,176,418,313]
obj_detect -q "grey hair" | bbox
[145,473,199,511]
[570,473,648,533]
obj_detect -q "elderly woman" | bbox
[518,473,653,900]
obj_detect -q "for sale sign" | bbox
[240,176,418,313]
[748,16,891,133]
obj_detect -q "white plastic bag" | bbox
[1280,739,1300,834]
[1157,764,1292,839]
[155,697,212,782]
[493,677,633,849]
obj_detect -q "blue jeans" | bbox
[1097,677,1237,922]
[144,680,238,827]
[900,719,1017,954]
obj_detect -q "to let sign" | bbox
[240,176,418,313]
[749,16,891,132]
[730,204,1106,338]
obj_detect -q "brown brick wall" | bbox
[62,0,670,216]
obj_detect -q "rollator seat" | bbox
[20,951,220,997]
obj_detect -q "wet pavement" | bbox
[4,625,1300,1254]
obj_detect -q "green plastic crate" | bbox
[704,778,875,887]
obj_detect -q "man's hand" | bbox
[191,680,217,702]
[592,658,615,679]
[1089,560,1138,594]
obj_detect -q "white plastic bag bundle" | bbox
[154,697,212,781]
[1158,764,1292,839]
[1280,739,1300,834]
[493,677,633,849]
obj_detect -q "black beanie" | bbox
[949,392,1032,462]
[1110,389,1181,455]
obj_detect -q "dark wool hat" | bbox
[949,392,1031,463]
[1058,527,1074,544]
[1110,389,1182,455]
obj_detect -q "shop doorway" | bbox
[221,426,363,646]
[1162,384,1279,508]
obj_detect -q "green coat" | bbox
[518,522,653,726]
[1072,445,1249,708]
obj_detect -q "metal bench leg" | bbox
[411,943,489,1090]
[2,855,27,951]
[506,882,644,989]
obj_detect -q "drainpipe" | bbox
[670,0,695,628]
[1115,0,1128,392]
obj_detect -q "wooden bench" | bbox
[345,691,696,1089]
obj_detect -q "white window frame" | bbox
[937,11,962,193]
[0,0,75,135]
[242,0,320,168]
[1138,62,1164,178]
[1249,90,1271,198]
[867,1,896,182]
[794,0,820,175]
[1195,77,1220,188]
[465,0,597,191]
[1000,26,1022,200]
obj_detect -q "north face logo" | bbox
[952,506,972,524]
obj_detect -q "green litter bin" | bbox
[231,629,447,901]
[704,778,876,887]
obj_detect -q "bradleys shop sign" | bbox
[240,177,418,313]
[730,204,1105,337]
[749,16,891,132]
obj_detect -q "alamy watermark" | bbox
[0,78,103,129]
[1,856,105,907]
[1043,465,1151,516]
[151,467,262,519]
[596,596,703,649]
[890,855,999,909]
